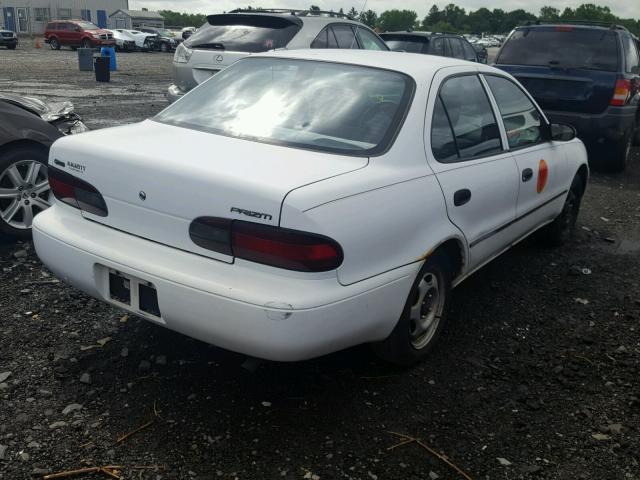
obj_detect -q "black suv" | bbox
[495,22,640,171]
[379,31,479,62]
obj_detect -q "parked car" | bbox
[33,50,588,365]
[44,20,115,50]
[138,27,178,52]
[0,94,87,238]
[109,29,136,51]
[181,26,196,40]
[0,29,18,49]
[379,31,479,63]
[495,22,640,171]
[167,8,389,102]
[112,29,157,51]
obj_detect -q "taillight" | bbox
[48,166,108,217]
[189,217,343,272]
[611,79,631,106]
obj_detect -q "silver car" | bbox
[167,8,389,103]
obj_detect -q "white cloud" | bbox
[131,0,639,20]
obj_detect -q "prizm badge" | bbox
[230,207,272,221]
[66,161,86,173]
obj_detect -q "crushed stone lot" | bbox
[1,44,640,480]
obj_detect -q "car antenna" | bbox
[350,0,368,49]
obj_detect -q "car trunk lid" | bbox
[49,120,366,262]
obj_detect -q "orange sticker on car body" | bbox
[537,159,548,193]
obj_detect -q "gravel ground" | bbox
[1,44,639,480]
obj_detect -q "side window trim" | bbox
[480,73,550,152]
[431,72,506,164]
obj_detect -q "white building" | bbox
[108,9,164,30]
[0,0,129,34]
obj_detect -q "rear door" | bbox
[483,74,569,235]
[495,26,620,114]
[425,68,520,270]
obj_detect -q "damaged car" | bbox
[0,94,87,238]
[33,51,588,365]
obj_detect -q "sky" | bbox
[130,0,639,20]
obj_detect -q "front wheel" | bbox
[160,42,168,52]
[81,38,92,49]
[7,44,16,50]
[0,146,51,240]
[372,252,452,366]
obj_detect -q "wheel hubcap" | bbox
[0,160,50,230]
[409,272,445,349]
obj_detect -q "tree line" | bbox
[158,3,639,35]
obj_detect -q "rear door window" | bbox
[462,40,477,61]
[430,37,445,56]
[186,14,302,52]
[332,25,358,49]
[356,27,387,50]
[485,75,544,149]
[311,26,338,48]
[622,35,639,73]
[433,75,503,161]
[497,27,619,71]
[448,38,465,59]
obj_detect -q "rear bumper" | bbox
[33,205,416,361]
[545,105,637,144]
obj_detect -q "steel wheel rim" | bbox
[0,160,50,230]
[409,271,445,349]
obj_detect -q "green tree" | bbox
[467,7,493,34]
[378,9,418,32]
[359,9,378,28]
[347,7,358,19]
[539,6,560,21]
[442,3,466,29]
[310,5,320,12]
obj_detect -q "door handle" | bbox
[522,168,533,182]
[453,189,471,207]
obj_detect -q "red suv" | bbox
[44,20,115,50]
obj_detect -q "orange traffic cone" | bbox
[35,37,42,48]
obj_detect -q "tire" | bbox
[49,37,60,50]
[7,44,16,50]
[538,174,584,247]
[81,38,92,49]
[608,132,633,172]
[71,46,78,51]
[372,251,452,366]
[0,145,51,240]
[633,120,640,147]
[160,42,168,53]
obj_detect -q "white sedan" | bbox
[33,50,588,365]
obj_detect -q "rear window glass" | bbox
[185,15,301,52]
[155,58,414,156]
[380,35,427,53]
[497,27,619,71]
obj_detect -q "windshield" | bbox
[497,27,619,71]
[157,29,173,36]
[380,35,427,53]
[186,15,301,51]
[76,21,100,30]
[155,58,414,156]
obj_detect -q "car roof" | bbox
[253,49,499,81]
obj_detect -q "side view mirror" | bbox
[547,123,577,142]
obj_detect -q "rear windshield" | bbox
[380,35,427,53]
[155,58,414,156]
[497,27,619,71]
[185,15,301,52]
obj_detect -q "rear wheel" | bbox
[633,120,640,147]
[0,146,51,239]
[608,132,633,172]
[539,174,584,247]
[372,251,452,366]
[49,37,60,50]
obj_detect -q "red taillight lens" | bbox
[48,166,108,217]
[189,217,343,272]
[611,79,631,106]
